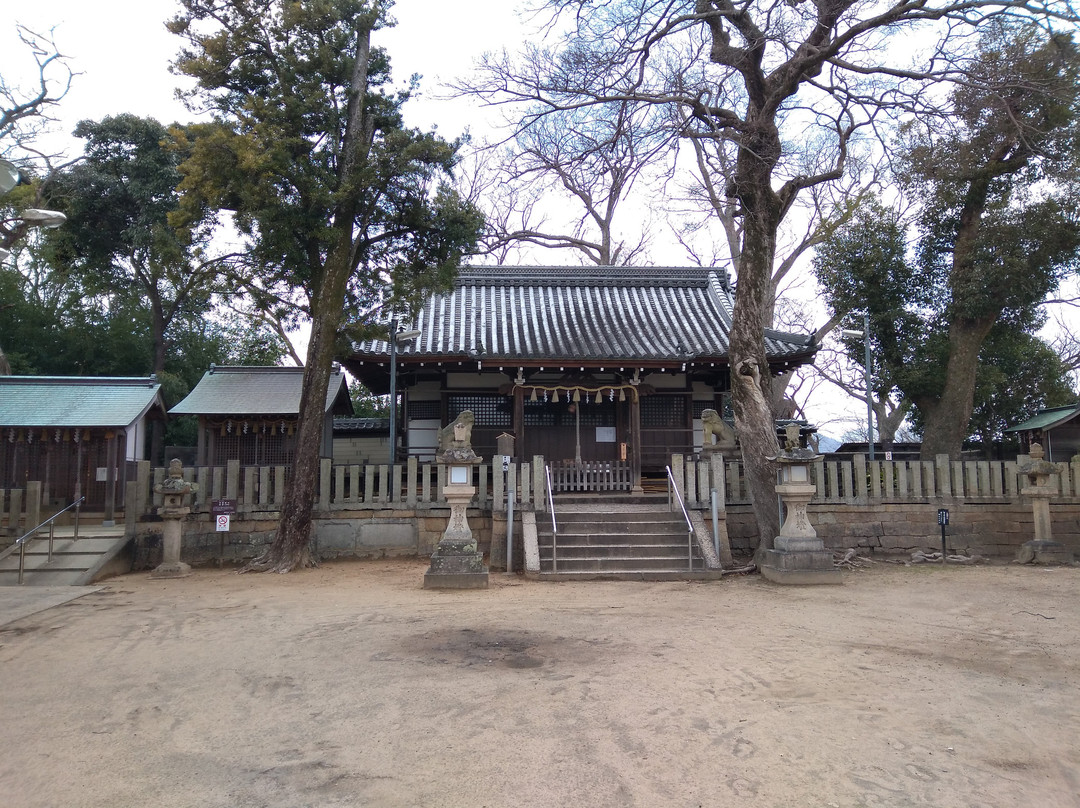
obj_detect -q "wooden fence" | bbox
[132,456,550,516]
[6,453,1080,533]
[670,453,1080,508]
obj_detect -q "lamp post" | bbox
[841,311,874,460]
[387,318,421,497]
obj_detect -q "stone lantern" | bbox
[760,425,841,585]
[424,411,489,589]
[150,459,199,579]
[1016,443,1073,565]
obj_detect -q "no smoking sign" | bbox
[216,514,231,532]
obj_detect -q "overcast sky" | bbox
[2,0,524,159]
[1,1,938,435]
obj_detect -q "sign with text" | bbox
[937,508,949,526]
[211,499,236,516]
[216,514,231,532]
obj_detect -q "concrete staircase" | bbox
[534,503,719,580]
[0,527,130,586]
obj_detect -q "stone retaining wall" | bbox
[131,499,1079,569]
[132,507,492,570]
[725,501,1080,558]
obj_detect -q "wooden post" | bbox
[853,454,868,503]
[629,389,643,494]
[407,456,419,507]
[936,455,952,499]
[319,458,332,510]
[26,481,41,533]
[104,430,118,524]
[137,460,151,517]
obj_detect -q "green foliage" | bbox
[348,380,389,418]
[168,0,484,330]
[814,23,1080,452]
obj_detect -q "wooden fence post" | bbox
[25,481,41,532]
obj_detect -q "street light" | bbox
[841,311,875,460]
[388,318,422,497]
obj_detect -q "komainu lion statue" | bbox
[701,409,737,453]
[438,410,475,454]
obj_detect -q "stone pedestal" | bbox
[150,459,197,579]
[150,501,192,578]
[1016,444,1074,565]
[424,481,489,589]
[760,451,841,585]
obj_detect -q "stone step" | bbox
[0,534,130,586]
[0,568,89,586]
[541,520,688,535]
[540,556,704,573]
[540,543,695,559]
[529,567,723,582]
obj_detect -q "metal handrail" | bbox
[0,497,85,585]
[544,464,558,572]
[666,465,696,571]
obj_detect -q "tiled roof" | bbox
[350,266,814,364]
[0,376,165,428]
[169,365,353,416]
[1005,403,1080,433]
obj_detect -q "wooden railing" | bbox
[547,460,633,492]
[136,456,551,516]
[670,453,1080,507]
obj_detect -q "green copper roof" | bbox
[1005,403,1080,433]
[0,376,165,428]
[169,365,353,416]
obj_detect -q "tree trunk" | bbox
[730,158,784,554]
[240,248,353,573]
[241,24,373,573]
[916,316,996,459]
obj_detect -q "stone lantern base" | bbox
[424,482,489,590]
[759,546,841,586]
[759,479,841,586]
[1016,540,1074,565]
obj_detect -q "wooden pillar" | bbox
[104,430,118,524]
[630,388,643,494]
[513,386,525,461]
[196,416,207,466]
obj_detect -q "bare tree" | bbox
[464,100,669,265]
[0,25,75,167]
[459,0,1077,550]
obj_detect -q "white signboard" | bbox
[595,427,616,443]
[216,514,231,532]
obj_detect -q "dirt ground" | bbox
[1,559,1078,808]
